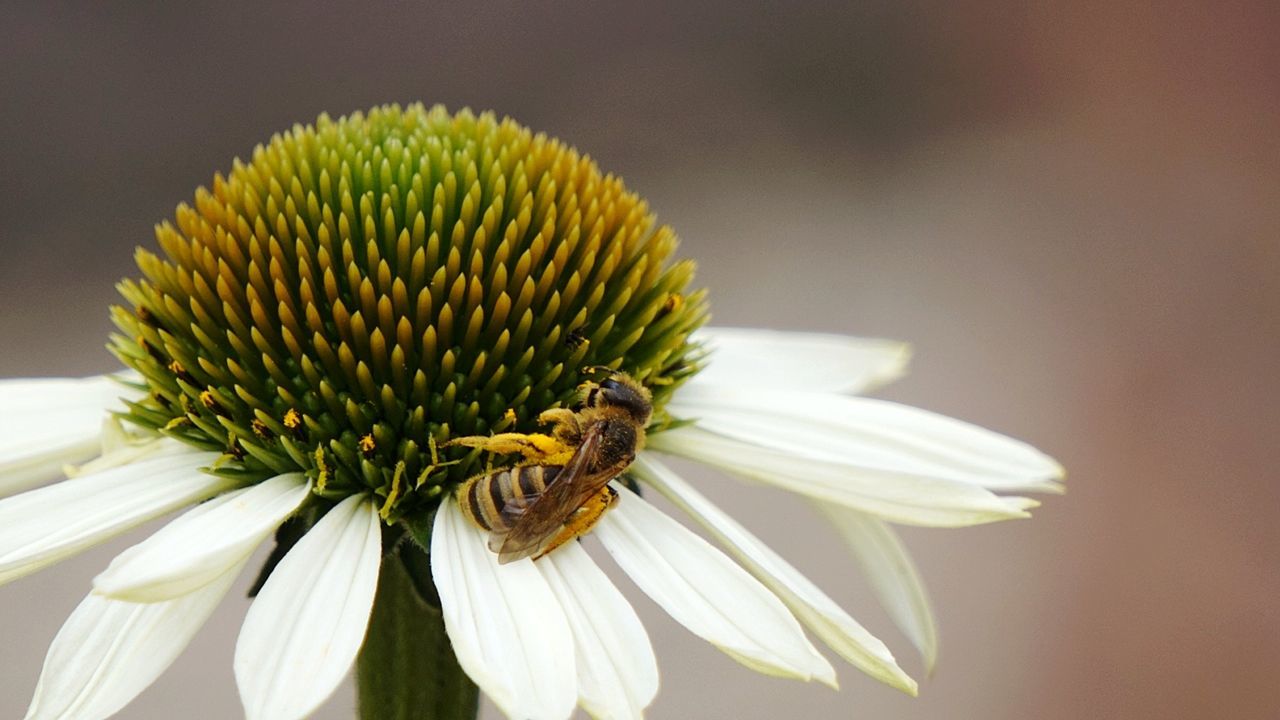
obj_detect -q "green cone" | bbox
[109,103,708,527]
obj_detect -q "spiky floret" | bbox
[110,103,707,523]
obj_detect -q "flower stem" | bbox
[357,527,479,720]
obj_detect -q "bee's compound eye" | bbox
[600,379,622,391]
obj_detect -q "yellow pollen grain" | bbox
[251,419,273,439]
[359,433,377,456]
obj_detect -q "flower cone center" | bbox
[111,103,706,523]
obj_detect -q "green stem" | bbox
[357,531,479,720]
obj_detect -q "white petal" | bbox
[595,485,833,683]
[689,327,911,394]
[94,473,310,602]
[63,419,169,479]
[0,444,229,586]
[540,542,659,720]
[667,384,1064,493]
[634,456,916,694]
[235,494,382,720]
[652,425,1032,527]
[25,558,244,720]
[819,505,939,673]
[0,376,135,496]
[431,499,577,720]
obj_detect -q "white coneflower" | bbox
[0,104,1062,720]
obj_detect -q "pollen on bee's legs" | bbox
[533,485,618,561]
[536,408,576,426]
[536,408,582,442]
[445,432,569,462]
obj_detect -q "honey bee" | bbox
[447,370,652,563]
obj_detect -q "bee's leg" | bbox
[446,432,573,464]
[417,435,461,485]
[536,408,582,444]
[533,485,619,561]
[536,407,577,428]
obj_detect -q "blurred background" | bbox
[1,1,1277,718]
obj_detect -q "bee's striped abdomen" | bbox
[459,465,561,531]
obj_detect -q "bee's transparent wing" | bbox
[488,426,617,563]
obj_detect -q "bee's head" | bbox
[583,371,653,426]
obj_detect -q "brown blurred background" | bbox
[2,2,1277,718]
